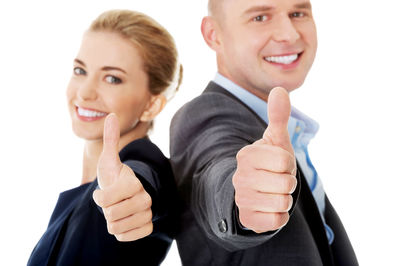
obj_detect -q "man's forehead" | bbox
[211,0,312,12]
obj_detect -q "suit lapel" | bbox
[204,81,266,127]
[297,171,335,265]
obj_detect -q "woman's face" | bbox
[66,31,153,141]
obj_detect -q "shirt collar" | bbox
[213,73,269,123]
[213,72,319,141]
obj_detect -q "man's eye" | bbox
[105,75,122,84]
[291,12,305,18]
[73,67,86,75]
[253,15,268,22]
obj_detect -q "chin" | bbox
[72,125,102,141]
[283,81,305,92]
[275,75,307,92]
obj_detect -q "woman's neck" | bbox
[80,121,149,185]
[81,139,102,185]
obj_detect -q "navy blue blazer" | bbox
[28,138,178,266]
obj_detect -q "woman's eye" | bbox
[253,15,268,22]
[291,12,305,18]
[73,67,86,75]
[105,75,122,84]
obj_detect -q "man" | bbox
[170,0,358,265]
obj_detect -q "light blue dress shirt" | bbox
[213,73,334,244]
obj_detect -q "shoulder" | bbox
[47,182,93,225]
[171,86,265,147]
[174,89,244,121]
[172,89,253,136]
[119,138,170,173]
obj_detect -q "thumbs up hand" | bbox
[93,114,153,241]
[232,87,297,233]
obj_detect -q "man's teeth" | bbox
[77,107,107,118]
[265,54,299,65]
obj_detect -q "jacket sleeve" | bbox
[95,138,178,240]
[122,146,178,239]
[123,160,162,221]
[170,92,294,251]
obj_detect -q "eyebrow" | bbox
[294,2,312,9]
[74,58,86,66]
[101,66,127,74]
[74,59,127,74]
[243,5,274,16]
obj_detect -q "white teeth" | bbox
[265,54,299,65]
[77,107,107,118]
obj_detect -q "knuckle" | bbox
[232,173,239,188]
[136,223,153,240]
[290,154,296,168]
[288,155,296,174]
[281,175,293,193]
[236,145,252,164]
[279,195,292,211]
[288,195,294,210]
[232,174,243,190]
[234,193,242,208]
[104,208,112,220]
[234,192,248,209]
[144,209,153,222]
[268,213,280,229]
[107,222,116,234]
[236,147,246,161]
[126,174,141,191]
[289,175,297,193]
[232,170,248,190]
[115,234,126,242]
[145,222,153,236]
[94,193,105,207]
[277,154,291,172]
[247,212,290,233]
[238,210,252,228]
[270,212,289,230]
[142,193,152,208]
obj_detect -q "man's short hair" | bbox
[208,0,217,15]
[208,0,227,17]
[208,0,230,26]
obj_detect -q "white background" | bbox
[1,0,399,265]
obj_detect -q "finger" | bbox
[263,87,293,153]
[97,113,122,189]
[103,191,152,222]
[114,222,153,242]
[238,209,289,233]
[107,209,152,235]
[236,144,296,174]
[234,170,297,194]
[235,190,293,212]
[93,166,143,207]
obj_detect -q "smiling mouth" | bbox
[264,53,301,65]
[76,106,108,118]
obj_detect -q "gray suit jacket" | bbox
[170,82,358,266]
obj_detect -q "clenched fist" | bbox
[93,114,153,241]
[232,87,297,233]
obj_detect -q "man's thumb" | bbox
[97,113,122,189]
[263,87,292,152]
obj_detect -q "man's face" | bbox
[214,0,317,98]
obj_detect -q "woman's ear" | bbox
[139,94,167,122]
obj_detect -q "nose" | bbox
[272,15,300,44]
[77,77,98,101]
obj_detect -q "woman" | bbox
[28,10,182,266]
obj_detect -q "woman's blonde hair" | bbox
[90,10,182,99]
